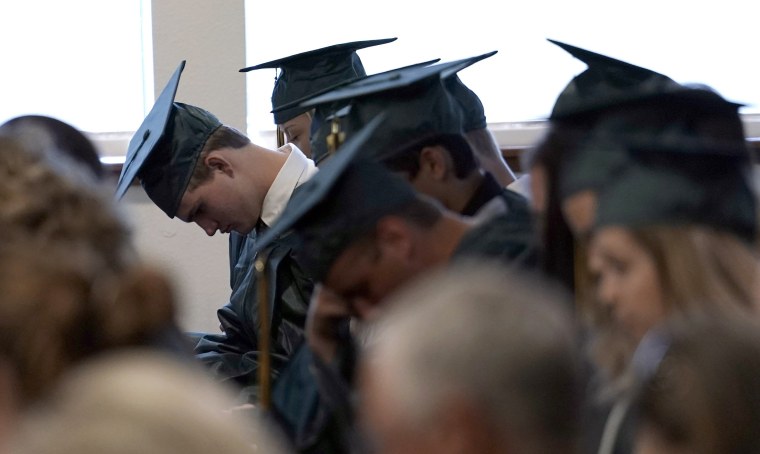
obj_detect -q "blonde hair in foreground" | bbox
[364,261,581,454]
[9,351,288,454]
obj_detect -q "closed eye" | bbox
[190,203,204,222]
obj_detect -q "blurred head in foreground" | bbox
[0,237,185,408]
[358,262,581,454]
[9,351,288,454]
[0,114,104,180]
[0,136,134,272]
[633,315,760,454]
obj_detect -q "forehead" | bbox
[324,240,375,292]
[590,226,646,258]
[279,112,312,131]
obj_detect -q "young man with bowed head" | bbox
[116,61,317,401]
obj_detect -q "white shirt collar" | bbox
[506,174,532,202]
[260,143,318,227]
[470,195,509,225]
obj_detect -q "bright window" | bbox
[0,0,151,134]
[244,0,760,137]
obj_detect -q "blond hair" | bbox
[10,351,287,454]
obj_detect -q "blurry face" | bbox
[324,234,419,321]
[177,166,262,236]
[588,227,668,342]
[280,112,312,158]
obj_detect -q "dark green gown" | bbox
[269,181,539,453]
[194,226,312,402]
[454,184,539,268]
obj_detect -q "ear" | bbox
[203,150,234,177]
[418,146,449,181]
[374,216,415,262]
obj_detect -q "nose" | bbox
[596,274,618,309]
[196,219,218,236]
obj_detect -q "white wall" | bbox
[116,0,760,334]
[116,0,247,333]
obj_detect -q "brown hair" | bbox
[0,114,104,179]
[0,137,133,272]
[636,315,760,453]
[10,351,287,454]
[341,196,444,255]
[523,123,589,294]
[0,239,177,405]
[587,225,760,393]
[187,125,250,191]
[382,133,478,179]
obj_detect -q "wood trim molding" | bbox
[103,138,760,180]
[502,138,760,174]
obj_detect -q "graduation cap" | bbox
[594,158,757,242]
[304,58,443,164]
[286,51,497,164]
[444,75,487,131]
[115,61,223,218]
[241,38,397,125]
[548,39,683,120]
[559,85,750,200]
[287,58,441,164]
[588,89,756,241]
[253,113,418,281]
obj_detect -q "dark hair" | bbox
[528,121,592,294]
[298,196,443,281]
[0,115,104,179]
[342,196,444,246]
[382,133,478,179]
[188,125,251,189]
